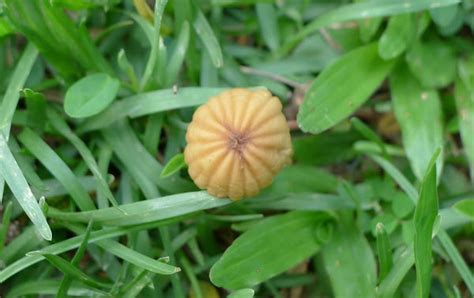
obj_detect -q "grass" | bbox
[0,0,473,297]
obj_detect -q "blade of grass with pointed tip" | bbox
[47,108,118,207]
[41,253,111,288]
[0,134,52,241]
[454,199,474,218]
[278,0,461,57]
[17,128,95,211]
[79,87,226,132]
[47,191,231,226]
[297,43,394,134]
[390,64,444,181]
[165,21,190,87]
[0,43,38,202]
[161,153,186,178]
[57,220,94,298]
[210,211,333,290]
[102,120,194,196]
[191,0,223,68]
[0,201,13,251]
[256,3,280,52]
[140,0,168,90]
[0,215,190,283]
[5,280,108,298]
[228,289,255,298]
[376,222,393,283]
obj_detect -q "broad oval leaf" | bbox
[297,43,394,134]
[210,211,333,290]
[389,64,444,180]
[64,73,120,118]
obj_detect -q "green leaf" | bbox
[430,4,459,27]
[161,153,186,178]
[378,14,416,60]
[40,253,111,288]
[405,39,457,88]
[64,73,120,118]
[0,201,13,251]
[320,214,377,298]
[454,56,474,179]
[47,191,231,226]
[297,43,394,134]
[47,108,118,207]
[165,21,190,87]
[413,150,440,298]
[6,280,108,297]
[0,17,13,37]
[228,288,255,298]
[191,0,223,68]
[210,211,333,290]
[79,87,226,132]
[0,134,52,241]
[278,0,461,57]
[256,3,280,52]
[375,223,393,283]
[390,63,444,180]
[18,128,96,211]
[454,199,474,218]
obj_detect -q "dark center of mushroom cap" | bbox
[227,130,250,154]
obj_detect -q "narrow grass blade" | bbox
[256,3,280,52]
[228,289,255,298]
[79,87,225,132]
[47,191,231,226]
[18,128,96,211]
[454,199,474,218]
[57,220,94,297]
[413,150,440,298]
[378,14,416,60]
[376,223,393,283]
[165,21,190,87]
[191,0,223,68]
[5,280,108,298]
[47,108,118,207]
[140,0,168,90]
[160,153,186,178]
[0,201,13,251]
[278,0,461,57]
[0,134,52,240]
[40,253,111,288]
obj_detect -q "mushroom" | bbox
[184,88,292,200]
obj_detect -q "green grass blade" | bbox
[6,280,109,298]
[377,247,415,298]
[17,128,96,211]
[47,108,118,207]
[47,191,231,226]
[375,223,393,283]
[57,220,94,298]
[191,0,223,68]
[140,0,168,90]
[256,3,280,52]
[165,21,190,87]
[454,199,474,218]
[0,201,13,251]
[79,87,225,132]
[297,43,394,134]
[0,134,52,241]
[413,150,440,298]
[40,253,111,288]
[228,289,255,298]
[278,0,461,57]
[378,14,416,60]
[160,153,186,178]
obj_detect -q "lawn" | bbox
[0,0,473,297]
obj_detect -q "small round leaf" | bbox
[64,73,120,118]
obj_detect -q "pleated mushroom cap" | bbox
[184,88,292,200]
